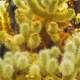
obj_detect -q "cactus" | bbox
[1,0,80,80]
[0,0,76,51]
[0,31,80,80]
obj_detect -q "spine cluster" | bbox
[0,31,80,80]
[0,0,80,80]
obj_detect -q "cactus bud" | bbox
[65,40,76,53]
[38,49,50,72]
[20,22,31,36]
[13,34,25,45]
[46,22,59,35]
[50,46,61,58]
[2,62,14,79]
[27,33,41,49]
[60,59,74,76]
[29,64,41,80]
[14,52,29,70]
[31,21,42,34]
[46,58,58,74]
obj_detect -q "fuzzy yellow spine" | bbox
[60,32,80,80]
[27,33,41,49]
[27,0,75,21]
[0,31,20,52]
[13,0,27,9]
[26,64,41,80]
[46,22,60,42]
[0,1,10,31]
[75,13,80,24]
[1,37,80,80]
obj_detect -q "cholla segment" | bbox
[0,0,76,51]
[0,0,80,80]
[0,32,80,80]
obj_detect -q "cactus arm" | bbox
[62,70,77,80]
[37,0,59,13]
[27,0,49,17]
[13,0,27,9]
[48,0,59,13]
[27,0,75,22]
[51,8,75,22]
